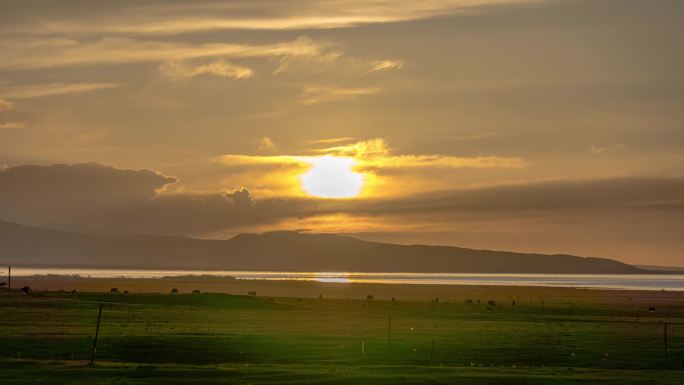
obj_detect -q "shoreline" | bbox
[6,275,684,303]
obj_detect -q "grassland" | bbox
[1,281,684,384]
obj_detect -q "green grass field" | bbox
[1,290,683,384]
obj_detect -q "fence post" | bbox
[90,304,103,365]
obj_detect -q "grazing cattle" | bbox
[487,300,496,306]
[110,288,119,294]
[366,295,374,300]
[171,288,178,294]
[21,286,32,294]
[391,297,396,302]
[248,291,257,296]
[192,289,201,294]
[648,306,656,312]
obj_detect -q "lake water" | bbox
[4,267,684,291]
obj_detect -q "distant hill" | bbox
[0,220,645,274]
[635,264,684,272]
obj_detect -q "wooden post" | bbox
[387,314,392,344]
[90,305,103,365]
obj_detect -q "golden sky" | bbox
[1,0,683,265]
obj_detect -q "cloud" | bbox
[0,121,27,130]
[0,99,14,112]
[257,137,277,151]
[215,138,527,198]
[589,144,626,155]
[224,187,254,207]
[1,163,682,260]
[0,163,176,228]
[0,36,336,71]
[308,137,357,145]
[369,60,404,72]
[0,83,120,99]
[316,138,528,170]
[301,86,381,105]
[2,1,546,35]
[159,59,254,80]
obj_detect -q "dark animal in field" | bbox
[434,298,439,303]
[192,289,201,294]
[20,285,31,294]
[248,291,257,296]
[392,297,396,302]
[465,299,474,305]
[648,306,656,312]
[123,290,129,294]
[70,289,77,294]
[367,295,374,300]
[110,288,119,294]
[171,288,178,294]
[487,300,496,306]
[0,282,5,287]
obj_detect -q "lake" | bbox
[4,267,684,291]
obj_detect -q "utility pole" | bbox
[90,305,103,365]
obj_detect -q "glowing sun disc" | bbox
[301,156,363,198]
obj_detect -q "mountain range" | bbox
[0,220,647,274]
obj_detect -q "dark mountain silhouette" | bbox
[0,220,645,274]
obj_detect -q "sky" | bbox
[1,0,683,265]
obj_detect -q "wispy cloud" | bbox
[308,137,357,145]
[0,121,27,130]
[369,60,404,72]
[318,138,527,170]
[0,36,335,70]
[589,144,626,155]
[4,1,546,35]
[301,86,381,105]
[0,99,15,112]
[160,59,254,80]
[0,83,120,99]
[217,138,527,197]
[258,137,277,152]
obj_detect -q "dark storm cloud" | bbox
[0,163,175,228]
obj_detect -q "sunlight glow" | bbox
[301,156,363,198]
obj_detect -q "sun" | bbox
[301,156,363,198]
